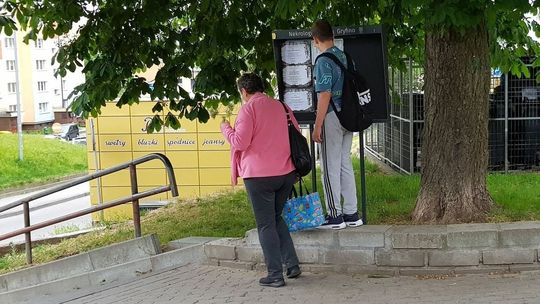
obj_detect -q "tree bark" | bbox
[412,21,494,224]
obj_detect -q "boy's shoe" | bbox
[286,265,302,279]
[317,215,346,230]
[343,212,364,227]
[259,276,285,287]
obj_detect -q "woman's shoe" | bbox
[286,265,302,279]
[259,276,285,287]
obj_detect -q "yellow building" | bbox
[87,100,239,220]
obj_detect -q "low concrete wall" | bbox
[0,236,211,304]
[204,222,540,275]
[0,234,160,293]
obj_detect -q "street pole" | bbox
[91,119,104,222]
[13,31,23,161]
[58,37,66,108]
[359,131,367,225]
[504,74,509,173]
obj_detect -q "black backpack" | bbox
[315,52,373,132]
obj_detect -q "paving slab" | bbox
[167,237,223,250]
[338,225,390,248]
[388,225,446,249]
[499,222,540,247]
[42,264,540,304]
[483,248,537,265]
[446,223,499,248]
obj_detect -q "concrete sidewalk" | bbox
[60,264,540,304]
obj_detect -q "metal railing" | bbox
[0,153,179,265]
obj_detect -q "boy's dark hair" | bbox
[236,73,264,94]
[311,20,333,42]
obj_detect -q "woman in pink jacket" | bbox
[221,73,301,288]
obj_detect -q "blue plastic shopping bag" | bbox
[282,181,325,232]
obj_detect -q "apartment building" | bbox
[0,31,84,131]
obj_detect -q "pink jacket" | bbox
[221,92,299,185]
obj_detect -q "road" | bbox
[0,182,93,246]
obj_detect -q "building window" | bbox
[8,105,17,112]
[54,89,59,95]
[37,81,47,92]
[62,79,67,89]
[6,60,16,71]
[51,47,56,54]
[38,102,48,113]
[35,39,44,48]
[36,59,46,70]
[4,37,15,48]
[7,82,16,93]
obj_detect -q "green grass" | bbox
[301,157,420,224]
[142,190,254,243]
[351,159,540,224]
[0,134,87,191]
[488,173,540,222]
[0,191,255,274]
[52,224,81,236]
[1,157,540,274]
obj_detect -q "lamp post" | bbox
[13,31,23,161]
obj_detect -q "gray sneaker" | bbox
[343,212,363,227]
[317,215,346,230]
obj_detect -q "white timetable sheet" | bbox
[282,65,312,87]
[280,39,314,111]
[283,89,313,111]
[281,40,311,65]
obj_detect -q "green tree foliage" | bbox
[1,1,538,128]
[2,0,540,223]
[0,1,381,131]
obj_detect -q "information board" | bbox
[272,25,390,124]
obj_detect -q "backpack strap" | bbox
[315,52,350,72]
[314,52,350,113]
[316,52,367,89]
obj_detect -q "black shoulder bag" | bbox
[279,102,312,177]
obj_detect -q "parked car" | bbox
[72,133,87,145]
[57,124,80,141]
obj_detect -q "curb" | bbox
[0,236,220,304]
[0,234,161,293]
[1,244,205,304]
[204,222,540,276]
[0,173,87,199]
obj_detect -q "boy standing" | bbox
[311,20,362,229]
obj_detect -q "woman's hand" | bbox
[221,121,231,129]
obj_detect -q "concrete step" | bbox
[167,236,223,250]
[204,223,540,276]
[0,235,222,304]
[0,234,161,293]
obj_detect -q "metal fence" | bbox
[365,59,540,174]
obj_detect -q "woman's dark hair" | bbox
[236,73,264,94]
[311,19,333,42]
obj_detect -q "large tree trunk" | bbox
[412,21,494,224]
